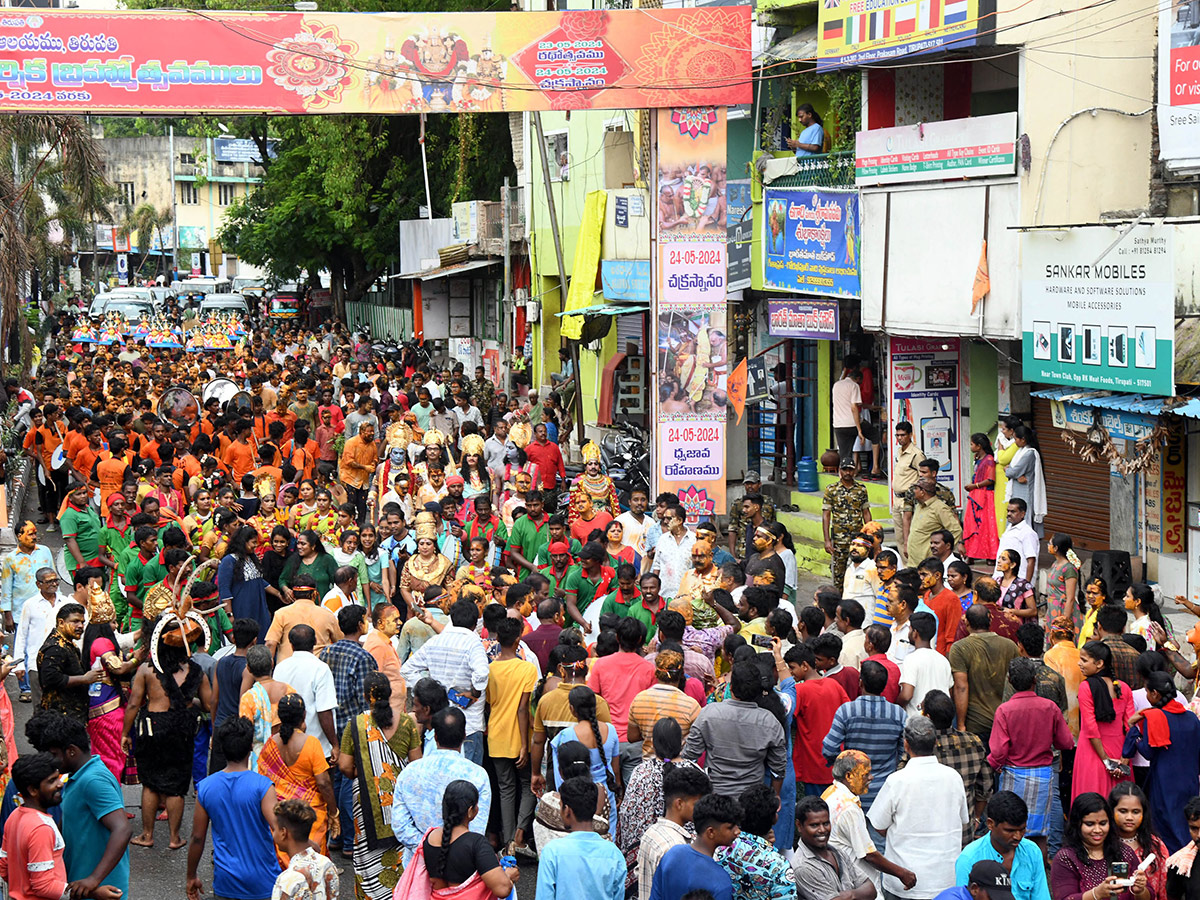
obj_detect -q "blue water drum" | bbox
[796,457,818,492]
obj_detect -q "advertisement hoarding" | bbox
[654,106,728,521]
[0,8,750,114]
[766,297,840,340]
[1158,0,1200,169]
[1020,225,1175,397]
[817,0,983,71]
[762,188,860,298]
[855,113,1017,186]
[889,336,963,507]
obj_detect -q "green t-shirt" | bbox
[506,514,551,577]
[60,506,103,571]
[538,563,579,597]
[599,589,663,642]
[562,565,616,615]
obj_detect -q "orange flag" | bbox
[972,239,990,314]
[728,358,748,424]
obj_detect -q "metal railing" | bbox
[762,151,857,189]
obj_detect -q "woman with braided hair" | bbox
[338,671,422,900]
[547,685,621,835]
[257,692,338,861]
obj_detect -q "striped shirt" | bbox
[628,684,701,757]
[400,625,490,734]
[822,694,908,812]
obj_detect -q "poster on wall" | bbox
[888,337,962,507]
[816,0,982,70]
[654,106,728,522]
[1158,0,1200,169]
[762,188,860,298]
[0,8,750,114]
[726,179,752,291]
[1020,225,1175,397]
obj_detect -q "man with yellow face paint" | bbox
[0,520,55,634]
[675,538,724,629]
[824,749,916,895]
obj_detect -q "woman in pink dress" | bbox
[963,433,999,562]
[1072,640,1134,802]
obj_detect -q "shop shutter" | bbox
[616,313,645,354]
[1032,399,1111,552]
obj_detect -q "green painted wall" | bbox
[969,341,999,440]
[818,340,832,454]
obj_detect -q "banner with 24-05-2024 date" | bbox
[0,7,751,114]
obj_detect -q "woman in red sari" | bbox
[963,432,999,563]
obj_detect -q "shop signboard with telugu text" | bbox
[817,0,984,71]
[1021,225,1175,397]
[601,259,651,303]
[767,297,839,340]
[762,188,860,299]
[888,336,962,506]
[0,8,750,114]
[653,106,729,521]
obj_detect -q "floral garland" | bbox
[1058,419,1175,475]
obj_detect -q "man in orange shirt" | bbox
[71,425,106,490]
[266,402,297,445]
[919,556,964,655]
[251,441,284,487]
[139,419,168,467]
[340,421,378,524]
[285,425,318,481]
[62,410,90,468]
[33,404,68,528]
[222,419,256,483]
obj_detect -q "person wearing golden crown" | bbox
[567,441,620,526]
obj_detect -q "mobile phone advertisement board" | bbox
[888,336,962,508]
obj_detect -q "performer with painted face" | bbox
[567,441,620,526]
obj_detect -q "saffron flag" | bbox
[972,239,990,314]
[728,358,748,424]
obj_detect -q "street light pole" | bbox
[169,124,178,277]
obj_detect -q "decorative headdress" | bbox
[423,428,446,447]
[254,473,276,500]
[461,433,485,458]
[581,441,601,464]
[87,582,116,626]
[414,510,439,541]
[386,421,412,449]
[509,421,532,448]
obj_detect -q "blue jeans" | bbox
[17,654,29,693]
[462,731,485,766]
[1048,763,1064,855]
[801,782,831,798]
[331,769,355,853]
[193,718,212,789]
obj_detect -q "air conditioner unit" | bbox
[526,299,541,323]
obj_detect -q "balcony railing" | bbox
[761,151,857,189]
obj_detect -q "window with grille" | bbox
[118,182,135,206]
[218,183,237,205]
[179,182,199,205]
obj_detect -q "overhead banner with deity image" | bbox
[654,107,729,522]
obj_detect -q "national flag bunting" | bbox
[824,17,844,38]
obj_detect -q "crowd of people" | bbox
[0,310,1199,900]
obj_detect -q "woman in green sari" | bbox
[338,671,422,900]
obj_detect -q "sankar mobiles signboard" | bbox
[855,112,1017,186]
[0,7,751,114]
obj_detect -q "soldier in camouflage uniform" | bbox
[470,365,495,417]
[728,471,776,556]
[901,457,959,541]
[822,458,871,588]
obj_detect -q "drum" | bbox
[227,390,253,416]
[201,378,239,411]
[50,446,68,471]
[159,385,200,428]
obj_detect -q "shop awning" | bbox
[555,301,649,317]
[755,25,818,65]
[397,259,498,281]
[1030,387,1200,420]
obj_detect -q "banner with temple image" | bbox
[653,106,729,522]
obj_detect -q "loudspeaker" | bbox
[1089,550,1133,601]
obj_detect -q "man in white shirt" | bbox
[650,504,695,600]
[13,566,70,704]
[832,357,865,465]
[867,717,968,900]
[896,612,951,715]
[483,418,511,476]
[321,565,359,613]
[272,624,340,756]
[615,488,652,557]
[993,499,1039,582]
[929,530,966,586]
[836,599,869,670]
[400,598,491,765]
[842,535,880,606]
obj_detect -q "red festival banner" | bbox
[0,8,750,114]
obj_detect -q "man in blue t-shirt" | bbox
[35,711,131,899]
[955,792,1052,900]
[188,718,280,900]
[650,794,742,900]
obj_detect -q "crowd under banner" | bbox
[654,106,729,522]
[0,7,751,114]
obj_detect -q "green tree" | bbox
[0,115,112,374]
[118,202,174,281]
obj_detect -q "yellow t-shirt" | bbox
[485,656,539,759]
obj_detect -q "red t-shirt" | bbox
[793,677,849,785]
[587,650,656,741]
[525,440,565,489]
[865,652,901,704]
[571,510,614,545]
[825,665,860,702]
[926,587,965,655]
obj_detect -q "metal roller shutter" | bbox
[1033,399,1111,551]
[616,313,645,354]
